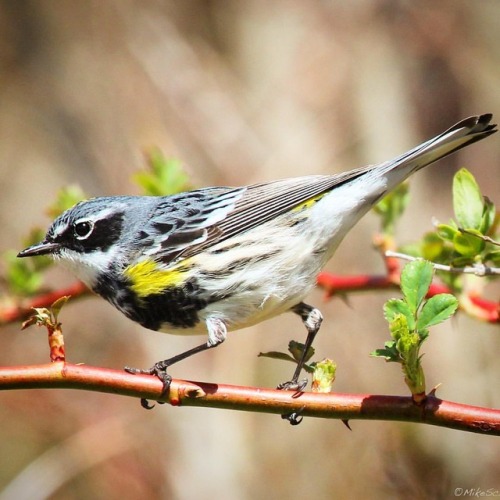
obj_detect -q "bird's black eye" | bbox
[73,220,94,239]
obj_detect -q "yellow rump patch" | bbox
[292,192,327,213]
[124,259,191,297]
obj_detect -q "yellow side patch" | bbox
[292,192,327,213]
[124,259,191,297]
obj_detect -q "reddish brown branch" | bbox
[316,271,499,323]
[0,363,498,435]
[316,272,397,297]
[316,271,455,297]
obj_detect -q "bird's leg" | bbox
[277,302,323,391]
[125,318,227,407]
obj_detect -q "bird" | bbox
[18,114,496,393]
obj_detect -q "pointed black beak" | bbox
[17,240,61,258]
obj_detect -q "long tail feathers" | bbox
[387,114,497,176]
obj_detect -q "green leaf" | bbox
[373,183,410,235]
[400,260,433,314]
[436,223,459,242]
[479,196,496,234]
[4,251,45,296]
[453,168,484,230]
[371,341,400,362]
[133,152,191,196]
[483,250,500,265]
[288,340,315,363]
[450,255,475,268]
[258,342,316,373]
[453,230,485,257]
[258,351,297,364]
[384,299,415,331]
[416,294,458,330]
[7,261,42,295]
[51,296,70,322]
[420,232,445,261]
[418,328,430,342]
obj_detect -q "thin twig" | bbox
[385,251,500,276]
[459,228,500,247]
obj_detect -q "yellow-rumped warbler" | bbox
[18,115,496,391]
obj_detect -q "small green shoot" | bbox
[133,149,191,196]
[22,296,69,362]
[372,260,458,401]
[311,359,337,393]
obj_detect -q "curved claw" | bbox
[281,407,305,425]
[125,363,172,409]
[276,378,308,392]
[141,398,156,410]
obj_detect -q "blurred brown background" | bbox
[1,1,499,499]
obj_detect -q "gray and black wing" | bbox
[144,175,348,265]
